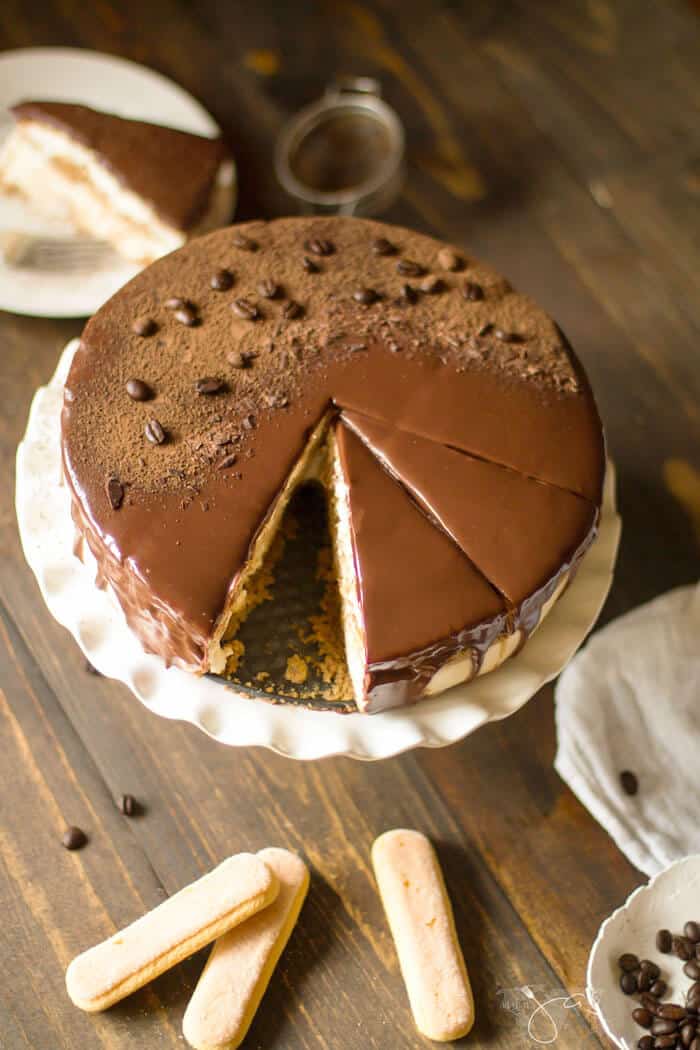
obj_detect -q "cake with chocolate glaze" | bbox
[1,101,231,263]
[61,216,605,713]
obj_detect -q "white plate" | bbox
[587,855,700,1048]
[16,339,622,760]
[0,47,235,317]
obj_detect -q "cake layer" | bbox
[332,423,508,712]
[61,216,605,704]
[341,410,598,616]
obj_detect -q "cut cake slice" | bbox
[1,101,231,263]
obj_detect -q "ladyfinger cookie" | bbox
[372,829,475,1041]
[183,847,309,1050]
[66,852,279,1013]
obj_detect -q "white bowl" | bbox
[16,338,621,760]
[587,854,700,1048]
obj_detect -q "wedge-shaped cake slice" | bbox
[1,101,230,263]
[329,421,509,713]
[341,410,598,618]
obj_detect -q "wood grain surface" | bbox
[1,1,699,1047]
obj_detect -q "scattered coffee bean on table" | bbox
[619,769,639,795]
[119,794,139,817]
[62,826,87,850]
[657,929,673,953]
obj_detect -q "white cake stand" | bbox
[16,339,621,760]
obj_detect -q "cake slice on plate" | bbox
[0,101,231,263]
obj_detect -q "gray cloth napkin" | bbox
[555,583,700,876]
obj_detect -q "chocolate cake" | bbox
[61,216,605,713]
[1,101,231,263]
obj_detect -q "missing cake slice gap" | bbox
[208,412,356,709]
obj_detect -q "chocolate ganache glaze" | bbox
[62,216,605,712]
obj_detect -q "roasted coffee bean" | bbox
[217,453,238,470]
[462,280,484,301]
[437,247,462,271]
[62,826,87,850]
[657,1005,687,1021]
[232,232,257,250]
[195,377,225,395]
[131,316,157,337]
[372,236,396,256]
[493,327,520,343]
[282,300,303,319]
[633,1008,655,1029]
[353,287,379,305]
[680,1023,697,1047]
[106,476,124,510]
[164,296,193,310]
[119,794,138,816]
[638,971,653,993]
[302,255,320,273]
[652,1017,680,1035]
[686,923,700,944]
[640,992,660,1012]
[685,962,700,980]
[674,936,695,961]
[689,981,700,999]
[174,304,199,326]
[396,258,425,277]
[641,961,661,980]
[257,279,280,299]
[657,929,674,953]
[210,268,234,291]
[620,769,639,795]
[304,237,334,256]
[653,1037,677,1050]
[621,972,639,995]
[650,980,667,999]
[420,275,444,294]
[125,378,152,401]
[637,1038,654,1050]
[144,419,166,445]
[231,297,259,321]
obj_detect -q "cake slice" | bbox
[328,421,510,712]
[341,410,598,614]
[1,101,231,263]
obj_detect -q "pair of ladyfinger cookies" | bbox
[66,847,309,1050]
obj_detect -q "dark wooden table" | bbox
[1,2,699,1046]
